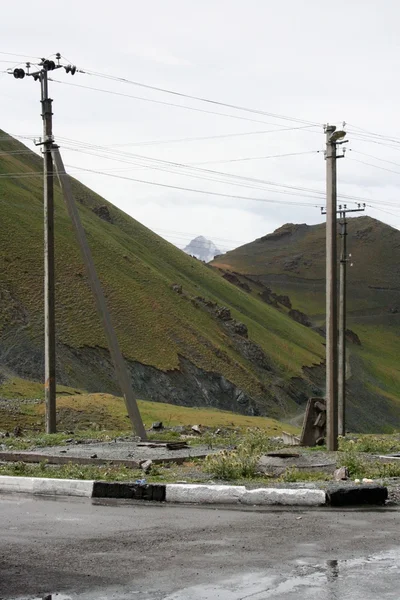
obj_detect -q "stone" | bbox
[288,309,311,327]
[92,204,112,223]
[152,421,164,430]
[276,294,292,309]
[42,595,52,600]
[216,306,231,321]
[171,283,183,294]
[191,425,202,435]
[90,453,98,459]
[345,329,362,346]
[140,460,153,474]
[13,425,22,437]
[334,466,349,481]
[233,321,248,337]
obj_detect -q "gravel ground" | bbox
[29,440,216,462]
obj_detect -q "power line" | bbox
[0,50,39,59]
[50,78,301,127]
[193,150,321,166]
[81,68,321,127]
[48,163,326,207]
[351,149,400,169]
[54,125,316,149]
[348,157,400,176]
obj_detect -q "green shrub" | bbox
[204,447,258,480]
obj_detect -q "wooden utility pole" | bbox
[51,148,147,440]
[41,69,57,433]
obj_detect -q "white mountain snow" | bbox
[183,236,222,263]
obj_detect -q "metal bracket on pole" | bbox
[51,148,147,440]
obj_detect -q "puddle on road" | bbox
[10,548,400,600]
[164,548,400,600]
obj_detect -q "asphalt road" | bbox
[1,494,400,599]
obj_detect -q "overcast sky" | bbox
[1,0,400,252]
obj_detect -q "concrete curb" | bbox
[0,477,389,507]
[0,475,94,497]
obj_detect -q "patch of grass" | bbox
[339,435,400,454]
[0,460,142,481]
[278,468,331,483]
[204,428,281,480]
[0,390,300,436]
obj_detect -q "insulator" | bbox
[13,68,25,79]
[71,65,76,75]
[42,59,56,71]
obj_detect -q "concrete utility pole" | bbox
[41,68,56,434]
[337,203,365,436]
[324,125,346,451]
[12,57,67,433]
[338,210,347,438]
[10,55,147,439]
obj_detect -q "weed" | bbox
[278,468,330,483]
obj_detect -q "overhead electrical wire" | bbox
[50,78,302,128]
[79,68,321,127]
[193,150,321,166]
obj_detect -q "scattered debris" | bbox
[215,428,221,435]
[152,421,164,430]
[13,425,22,437]
[140,459,153,474]
[363,478,374,483]
[300,397,326,447]
[282,431,300,446]
[334,466,349,481]
[191,425,202,435]
[90,453,98,459]
[135,478,147,485]
[137,441,188,450]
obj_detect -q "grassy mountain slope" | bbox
[213,219,400,430]
[0,130,327,421]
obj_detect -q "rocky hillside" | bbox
[212,218,400,431]
[0,129,330,424]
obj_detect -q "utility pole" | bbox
[337,203,365,436]
[324,125,347,451]
[338,209,347,438]
[41,67,56,433]
[11,56,77,433]
[10,55,147,439]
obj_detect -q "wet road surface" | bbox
[1,494,399,599]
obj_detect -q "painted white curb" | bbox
[0,476,94,498]
[166,484,246,504]
[240,487,326,506]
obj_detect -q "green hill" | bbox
[213,219,400,431]
[0,129,327,423]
